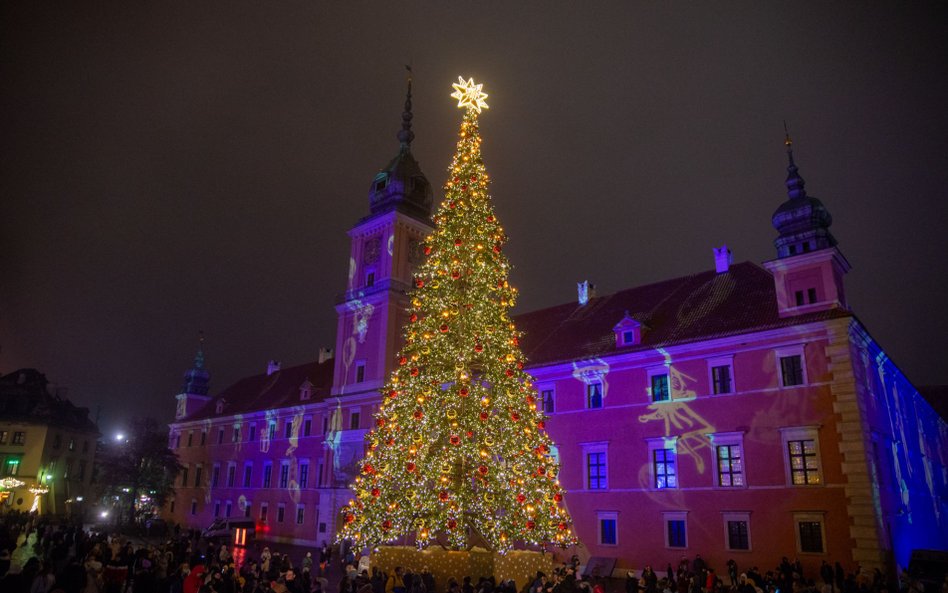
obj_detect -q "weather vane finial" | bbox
[451,76,489,113]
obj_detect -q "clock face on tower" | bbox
[363,237,381,264]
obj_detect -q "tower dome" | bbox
[367,70,433,222]
[771,133,837,259]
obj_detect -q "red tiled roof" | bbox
[515,261,851,365]
[184,262,852,421]
[181,358,334,422]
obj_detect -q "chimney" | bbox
[713,245,733,274]
[577,280,596,306]
[318,348,335,364]
[266,360,281,376]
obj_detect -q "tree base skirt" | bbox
[369,546,552,591]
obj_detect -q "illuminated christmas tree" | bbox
[338,77,575,553]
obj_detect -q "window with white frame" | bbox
[296,504,305,525]
[793,512,826,554]
[263,463,272,488]
[648,367,670,402]
[710,432,746,488]
[663,511,687,549]
[243,463,253,487]
[708,355,735,395]
[582,443,608,490]
[586,382,603,409]
[647,437,678,489]
[540,387,555,414]
[279,461,290,489]
[722,511,751,551]
[299,460,309,488]
[598,511,618,546]
[780,426,822,486]
[776,345,807,387]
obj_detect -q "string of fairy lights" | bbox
[337,77,575,553]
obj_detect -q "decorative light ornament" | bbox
[0,477,25,489]
[29,484,49,495]
[450,77,489,113]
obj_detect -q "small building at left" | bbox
[0,368,99,515]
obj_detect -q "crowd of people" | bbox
[0,512,943,593]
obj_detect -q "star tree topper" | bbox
[451,76,489,113]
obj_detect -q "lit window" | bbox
[586,383,603,409]
[710,432,746,487]
[0,431,7,444]
[651,374,670,402]
[586,452,607,489]
[598,512,618,545]
[7,458,21,475]
[780,426,822,486]
[664,512,687,549]
[653,448,677,489]
[12,432,25,445]
[540,389,555,414]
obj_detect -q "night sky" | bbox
[3,3,947,435]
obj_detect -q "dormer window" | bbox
[215,399,226,414]
[299,380,313,401]
[374,175,388,192]
[613,312,642,347]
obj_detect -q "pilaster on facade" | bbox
[824,317,884,571]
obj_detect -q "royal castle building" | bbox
[164,86,947,575]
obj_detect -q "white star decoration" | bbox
[450,76,489,113]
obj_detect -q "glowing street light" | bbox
[114,433,125,442]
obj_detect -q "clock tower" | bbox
[332,76,434,397]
